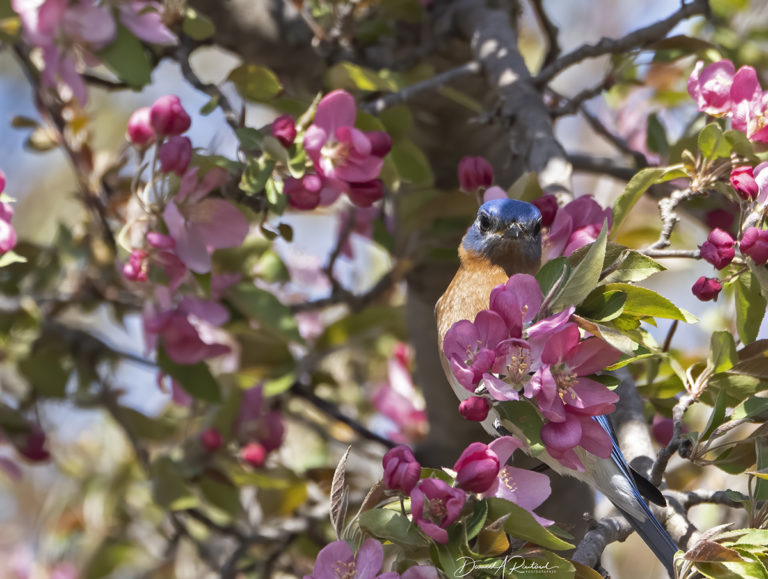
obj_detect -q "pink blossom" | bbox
[303,538,393,579]
[0,170,5,194]
[443,310,508,391]
[482,437,552,525]
[158,136,193,175]
[488,274,541,337]
[382,445,421,494]
[371,346,427,442]
[303,90,390,199]
[730,166,759,200]
[118,1,177,45]
[688,60,735,116]
[532,194,558,227]
[457,156,493,192]
[482,186,507,203]
[163,168,249,273]
[526,324,620,423]
[410,478,465,544]
[150,95,191,136]
[699,228,735,270]
[347,179,385,208]
[458,396,490,421]
[271,114,297,147]
[236,384,284,453]
[200,427,223,452]
[730,66,768,142]
[17,426,50,462]
[740,227,768,265]
[544,196,611,260]
[285,175,323,210]
[12,0,115,103]
[692,276,722,301]
[0,201,17,254]
[652,415,674,446]
[147,232,175,250]
[454,442,499,493]
[127,107,155,146]
[540,411,613,471]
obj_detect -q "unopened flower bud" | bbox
[457,156,493,192]
[382,445,421,494]
[240,442,267,467]
[0,170,5,194]
[700,228,735,269]
[730,166,759,200]
[0,217,16,254]
[367,131,392,157]
[200,428,223,452]
[285,174,323,210]
[18,426,49,462]
[458,397,490,421]
[150,95,191,136]
[270,114,297,148]
[453,442,499,493]
[127,107,155,146]
[740,227,768,265]
[347,179,384,208]
[122,249,148,282]
[532,194,558,227]
[158,136,193,175]
[692,276,722,301]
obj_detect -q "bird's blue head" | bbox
[461,198,542,274]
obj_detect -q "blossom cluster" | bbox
[0,171,17,255]
[688,59,768,142]
[280,90,392,210]
[443,274,621,471]
[381,437,551,546]
[691,164,768,301]
[12,0,176,104]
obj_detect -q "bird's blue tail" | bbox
[594,415,679,577]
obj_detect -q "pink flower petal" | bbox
[313,90,357,135]
[566,337,621,375]
[119,1,178,45]
[191,198,250,249]
[541,413,582,451]
[541,324,580,365]
[355,538,384,578]
[579,417,613,458]
[488,435,524,465]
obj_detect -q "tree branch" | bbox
[535,0,710,85]
[528,0,560,68]
[568,153,637,181]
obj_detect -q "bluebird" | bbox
[435,198,678,575]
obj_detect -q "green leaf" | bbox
[228,64,282,102]
[550,221,608,311]
[389,139,434,187]
[226,284,303,343]
[647,113,669,157]
[733,397,768,421]
[151,457,199,510]
[97,24,152,88]
[735,272,766,345]
[111,406,175,440]
[19,352,69,397]
[240,158,275,195]
[536,257,569,298]
[378,105,413,141]
[465,499,488,541]
[200,477,241,516]
[578,289,626,322]
[724,129,756,159]
[598,283,696,322]
[709,331,738,374]
[707,373,768,407]
[699,122,730,159]
[602,250,665,283]
[496,401,544,455]
[182,7,215,40]
[611,166,684,234]
[358,509,426,547]
[316,306,405,350]
[326,62,401,92]
[156,347,222,402]
[755,438,768,501]
[714,442,756,475]
[200,94,219,116]
[235,127,264,151]
[257,249,290,283]
[701,388,728,441]
[486,498,574,551]
[0,251,27,267]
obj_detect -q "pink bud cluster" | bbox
[689,59,768,142]
[381,436,552,544]
[128,96,193,176]
[443,274,621,471]
[692,220,768,301]
[287,90,391,211]
[0,171,17,254]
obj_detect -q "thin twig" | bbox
[528,0,560,67]
[580,105,649,168]
[568,153,636,181]
[362,61,481,114]
[642,249,701,259]
[550,80,610,117]
[535,0,710,85]
[647,188,704,250]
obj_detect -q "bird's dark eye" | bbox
[478,214,491,232]
[532,219,541,237]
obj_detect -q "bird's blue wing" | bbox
[593,415,679,576]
